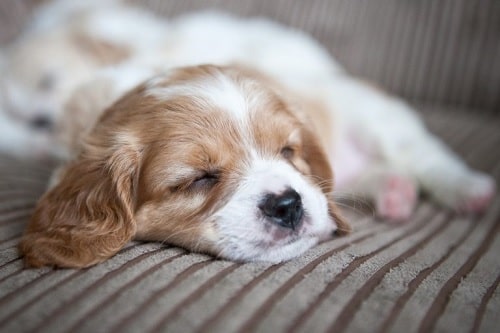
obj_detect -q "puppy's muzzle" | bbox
[259,188,304,230]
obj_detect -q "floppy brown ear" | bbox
[19,140,141,268]
[302,126,351,235]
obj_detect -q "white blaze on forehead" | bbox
[146,72,249,121]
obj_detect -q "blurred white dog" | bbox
[0,0,169,157]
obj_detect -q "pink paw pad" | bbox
[457,176,496,213]
[375,175,417,223]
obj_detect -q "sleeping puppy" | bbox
[20,65,351,267]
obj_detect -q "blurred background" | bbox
[1,0,499,115]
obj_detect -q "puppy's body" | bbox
[8,6,495,267]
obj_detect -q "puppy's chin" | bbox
[211,225,330,264]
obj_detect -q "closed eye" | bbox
[280,146,295,159]
[189,171,220,191]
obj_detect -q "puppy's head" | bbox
[20,65,350,268]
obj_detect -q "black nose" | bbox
[259,189,304,230]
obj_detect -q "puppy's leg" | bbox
[331,132,417,221]
[336,161,418,222]
[393,133,495,213]
[355,167,417,222]
[329,78,495,213]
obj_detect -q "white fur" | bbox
[147,72,249,122]
[165,12,342,77]
[96,64,156,99]
[22,0,121,34]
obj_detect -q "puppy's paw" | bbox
[375,174,418,223]
[449,171,495,213]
